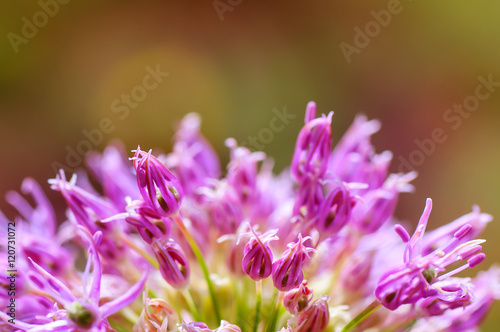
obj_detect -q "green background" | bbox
[1,1,499,330]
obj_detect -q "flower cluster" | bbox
[1,104,498,332]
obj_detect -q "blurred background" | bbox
[1,0,499,329]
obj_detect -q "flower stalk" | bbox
[173,214,221,324]
[253,280,263,332]
[340,300,381,332]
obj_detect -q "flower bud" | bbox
[132,147,184,217]
[198,180,243,235]
[125,211,170,244]
[316,182,355,235]
[339,253,373,293]
[293,176,323,221]
[296,297,329,332]
[291,103,333,181]
[165,113,221,198]
[133,297,178,332]
[225,138,265,204]
[352,172,416,234]
[283,280,313,314]
[152,240,190,288]
[272,234,316,291]
[241,228,278,281]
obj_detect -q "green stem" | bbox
[174,215,221,324]
[120,235,159,269]
[341,299,381,332]
[147,288,158,299]
[253,280,262,332]
[182,288,202,322]
[266,291,283,332]
[233,278,245,330]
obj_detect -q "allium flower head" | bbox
[1,102,498,332]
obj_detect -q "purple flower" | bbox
[292,175,324,222]
[182,321,241,332]
[351,172,416,234]
[283,280,313,315]
[441,266,500,330]
[217,320,242,332]
[339,252,374,293]
[183,322,213,332]
[165,113,221,198]
[296,296,329,332]
[291,102,333,181]
[152,238,190,288]
[239,226,278,281]
[1,227,148,331]
[375,198,486,310]
[410,265,500,331]
[1,104,498,332]
[422,205,492,256]
[86,142,140,210]
[316,181,356,235]
[198,180,243,235]
[329,115,390,188]
[418,278,473,316]
[132,147,184,217]
[134,297,178,332]
[6,177,56,236]
[49,170,117,232]
[272,234,316,291]
[124,209,171,244]
[225,138,265,205]
[3,179,73,277]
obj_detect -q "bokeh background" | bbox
[1,1,500,330]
